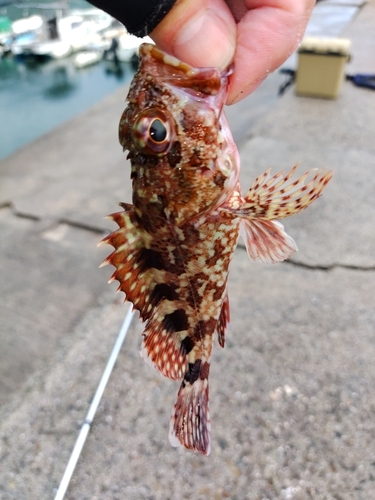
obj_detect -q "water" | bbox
[1,0,89,22]
[0,0,136,160]
[0,55,135,159]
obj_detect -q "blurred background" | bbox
[0,0,142,160]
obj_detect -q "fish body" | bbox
[101,43,332,455]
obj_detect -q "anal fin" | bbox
[140,301,190,380]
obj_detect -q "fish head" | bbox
[119,43,239,223]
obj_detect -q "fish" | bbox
[100,43,332,456]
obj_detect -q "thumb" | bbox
[150,0,236,70]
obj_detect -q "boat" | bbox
[0,16,12,56]
[73,49,102,69]
[10,7,114,61]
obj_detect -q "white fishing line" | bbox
[54,306,134,500]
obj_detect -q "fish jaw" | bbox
[137,43,229,104]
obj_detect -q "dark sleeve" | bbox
[87,0,177,37]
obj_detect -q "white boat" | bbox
[73,50,102,69]
[11,29,72,60]
[27,38,71,59]
[10,8,114,61]
[11,15,44,35]
[59,10,113,52]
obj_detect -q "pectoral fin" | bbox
[240,219,297,263]
[223,166,332,263]
[238,165,332,220]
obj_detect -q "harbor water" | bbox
[0,0,136,160]
[0,55,135,160]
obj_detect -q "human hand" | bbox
[150,0,315,104]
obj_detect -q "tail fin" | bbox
[169,376,211,455]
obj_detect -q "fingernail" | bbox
[173,9,235,70]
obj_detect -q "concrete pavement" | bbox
[1,1,374,499]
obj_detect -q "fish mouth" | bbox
[139,43,230,108]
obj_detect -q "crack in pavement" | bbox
[1,203,107,234]
[1,201,41,221]
[236,242,375,272]
[58,218,107,235]
[3,205,374,272]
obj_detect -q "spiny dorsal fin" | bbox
[99,205,156,321]
[100,205,190,379]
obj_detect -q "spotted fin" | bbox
[239,165,332,220]
[225,166,332,263]
[217,291,230,347]
[169,361,211,455]
[99,203,155,320]
[140,303,190,380]
[239,219,298,263]
[100,204,190,380]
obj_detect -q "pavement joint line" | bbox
[285,259,375,272]
[1,201,41,221]
[1,201,42,222]
[0,201,12,210]
[236,243,375,271]
[57,218,108,235]
[0,201,109,233]
[13,211,41,222]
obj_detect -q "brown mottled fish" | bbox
[100,43,332,455]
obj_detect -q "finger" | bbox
[227,0,315,104]
[150,0,237,70]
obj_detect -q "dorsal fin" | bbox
[140,301,191,380]
[99,204,156,320]
[100,204,189,380]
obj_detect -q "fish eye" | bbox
[133,109,174,155]
[149,118,167,144]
